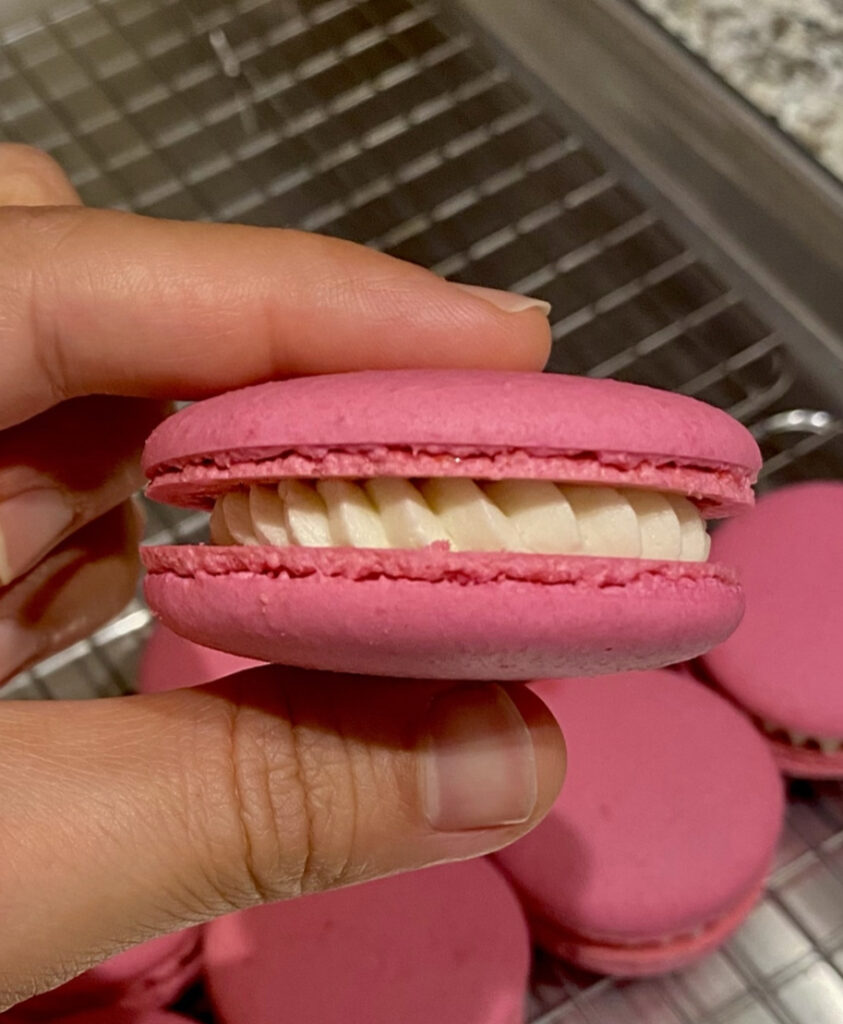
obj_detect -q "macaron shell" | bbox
[148,449,750,516]
[142,372,760,513]
[143,549,744,679]
[204,860,529,1024]
[702,482,843,738]
[494,673,782,943]
[8,930,201,1020]
[527,876,765,977]
[137,623,262,693]
[54,1014,195,1024]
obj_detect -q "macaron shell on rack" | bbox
[494,671,784,976]
[141,370,761,679]
[203,859,530,1024]
[525,878,767,978]
[701,481,843,778]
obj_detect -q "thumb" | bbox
[0,669,564,1007]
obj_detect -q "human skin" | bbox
[0,143,564,1011]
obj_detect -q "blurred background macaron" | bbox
[700,481,843,777]
[204,859,530,1024]
[137,624,261,693]
[494,671,784,976]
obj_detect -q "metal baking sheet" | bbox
[2,1,843,1021]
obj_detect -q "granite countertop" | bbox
[636,0,843,180]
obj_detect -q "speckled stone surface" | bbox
[636,0,843,180]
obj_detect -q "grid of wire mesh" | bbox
[2,0,843,1020]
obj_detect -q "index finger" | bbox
[0,204,551,429]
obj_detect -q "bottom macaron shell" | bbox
[528,875,765,977]
[143,548,742,679]
[137,624,262,693]
[764,737,843,780]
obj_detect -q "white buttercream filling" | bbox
[758,718,843,755]
[209,479,710,561]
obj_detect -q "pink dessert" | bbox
[53,1015,194,1024]
[8,930,201,1020]
[494,671,783,976]
[204,859,529,1024]
[137,623,261,693]
[141,370,760,679]
[701,481,843,778]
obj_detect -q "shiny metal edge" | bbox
[456,0,843,405]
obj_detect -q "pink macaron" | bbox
[7,930,201,1020]
[137,623,261,693]
[494,671,784,976]
[701,481,843,778]
[203,859,529,1024]
[141,371,760,679]
[47,1015,194,1024]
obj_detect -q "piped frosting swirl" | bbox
[209,478,710,561]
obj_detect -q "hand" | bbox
[0,145,565,1009]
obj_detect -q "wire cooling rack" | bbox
[2,1,843,1021]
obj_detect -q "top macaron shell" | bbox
[143,371,760,513]
[702,481,843,737]
[203,859,529,1024]
[494,672,783,945]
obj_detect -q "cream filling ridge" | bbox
[209,479,710,561]
[758,718,843,755]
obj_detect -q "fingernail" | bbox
[0,490,75,585]
[0,619,42,680]
[451,282,551,316]
[420,684,538,831]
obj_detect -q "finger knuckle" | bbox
[0,142,59,174]
[0,205,89,406]
[0,144,68,199]
[206,692,360,909]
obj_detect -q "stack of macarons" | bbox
[698,481,843,778]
